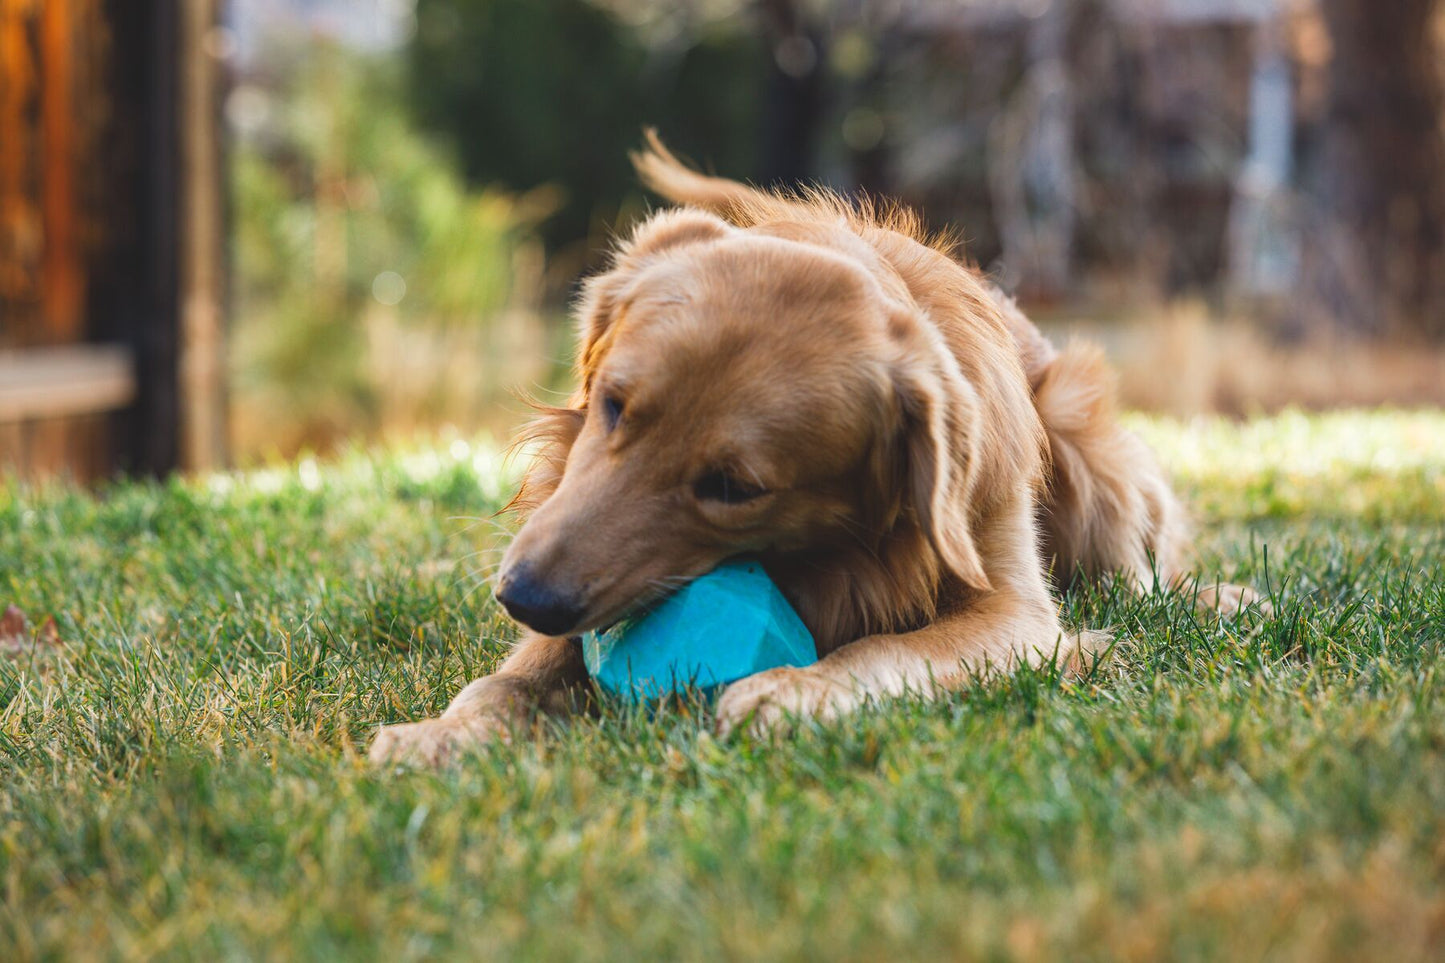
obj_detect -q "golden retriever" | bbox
[370,134,1262,766]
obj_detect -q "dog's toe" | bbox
[1196,582,1273,617]
[714,667,851,739]
[368,716,509,769]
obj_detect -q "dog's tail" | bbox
[630,128,812,228]
[632,129,955,253]
[1034,339,1270,615]
[1033,339,1191,590]
[631,129,893,232]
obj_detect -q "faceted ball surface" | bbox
[582,559,817,702]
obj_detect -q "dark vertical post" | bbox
[1313,0,1445,337]
[758,0,825,188]
[94,0,181,475]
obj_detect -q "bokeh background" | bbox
[2,0,1443,476]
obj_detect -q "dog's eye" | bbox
[693,470,769,505]
[600,394,624,432]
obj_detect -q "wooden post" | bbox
[1,0,39,339]
[178,0,226,470]
[1,0,215,479]
[40,0,83,343]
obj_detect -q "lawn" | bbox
[2,411,1443,961]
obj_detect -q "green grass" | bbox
[2,411,1443,961]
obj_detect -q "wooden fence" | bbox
[0,0,224,480]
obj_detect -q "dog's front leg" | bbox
[715,591,1088,739]
[369,632,588,767]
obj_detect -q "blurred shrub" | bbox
[408,0,767,257]
[231,42,558,459]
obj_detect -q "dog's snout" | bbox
[496,566,584,637]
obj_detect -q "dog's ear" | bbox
[575,209,732,393]
[892,315,992,593]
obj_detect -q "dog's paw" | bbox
[714,667,853,739]
[1195,582,1273,617]
[367,715,510,769]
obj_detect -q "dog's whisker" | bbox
[449,522,515,543]
[445,515,515,538]
[453,558,507,587]
[454,546,507,565]
[836,515,887,566]
[456,571,507,607]
[461,558,507,580]
[462,558,508,581]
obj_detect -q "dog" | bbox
[370,133,1262,766]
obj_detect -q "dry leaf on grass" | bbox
[0,605,25,651]
[1,604,61,656]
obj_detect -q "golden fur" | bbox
[371,133,1262,766]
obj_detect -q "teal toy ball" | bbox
[582,559,817,702]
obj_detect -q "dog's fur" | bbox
[370,134,1261,766]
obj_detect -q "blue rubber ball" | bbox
[582,559,817,702]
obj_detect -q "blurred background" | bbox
[1,0,1443,479]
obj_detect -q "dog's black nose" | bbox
[495,566,584,636]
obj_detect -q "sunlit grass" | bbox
[2,411,1442,961]
[1129,408,1445,522]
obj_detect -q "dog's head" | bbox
[495,211,990,637]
